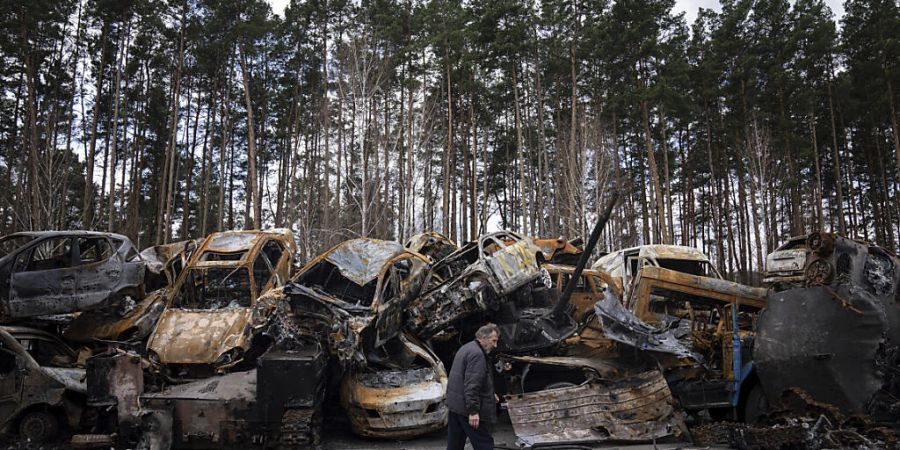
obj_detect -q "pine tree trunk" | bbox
[157,1,186,244]
[810,111,824,230]
[638,67,668,244]
[882,77,900,180]
[238,44,259,230]
[827,80,846,235]
[442,52,452,236]
[218,70,230,232]
[84,25,108,229]
[513,63,526,235]
[107,25,127,231]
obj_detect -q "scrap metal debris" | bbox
[506,369,685,447]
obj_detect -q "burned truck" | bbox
[0,231,145,320]
[267,239,448,439]
[592,244,769,420]
[755,232,900,425]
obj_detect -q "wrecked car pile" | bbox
[0,219,897,449]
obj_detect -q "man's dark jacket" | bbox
[446,340,496,423]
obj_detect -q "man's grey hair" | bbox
[475,323,500,339]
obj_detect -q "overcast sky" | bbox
[266,0,847,31]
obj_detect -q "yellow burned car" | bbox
[145,230,296,378]
[275,239,446,438]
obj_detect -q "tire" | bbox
[18,411,59,443]
[742,384,768,424]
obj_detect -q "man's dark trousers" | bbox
[446,411,494,450]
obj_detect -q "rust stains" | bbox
[506,369,684,446]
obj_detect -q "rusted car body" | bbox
[140,239,201,291]
[404,232,458,264]
[505,364,684,446]
[339,333,448,439]
[145,229,296,377]
[137,346,327,448]
[592,245,768,418]
[0,231,145,319]
[277,238,430,366]
[755,233,900,425]
[533,238,583,265]
[270,239,445,439]
[406,231,543,340]
[64,239,201,344]
[592,244,721,299]
[0,325,86,443]
[762,235,809,289]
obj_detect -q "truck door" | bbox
[7,237,77,317]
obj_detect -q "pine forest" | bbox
[1,0,899,280]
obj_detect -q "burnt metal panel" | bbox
[506,369,684,447]
[256,347,326,423]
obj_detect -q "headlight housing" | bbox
[147,350,161,366]
[214,348,244,369]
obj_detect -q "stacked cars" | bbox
[1,224,894,449]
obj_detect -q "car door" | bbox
[0,338,25,422]
[71,236,122,310]
[373,255,427,348]
[7,237,77,318]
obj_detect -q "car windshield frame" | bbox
[0,235,37,260]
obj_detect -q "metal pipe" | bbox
[550,190,619,320]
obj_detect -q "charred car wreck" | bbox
[145,229,297,378]
[0,325,86,443]
[591,244,769,421]
[270,238,446,439]
[407,231,579,356]
[0,231,145,320]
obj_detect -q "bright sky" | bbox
[267,0,846,25]
[676,0,846,25]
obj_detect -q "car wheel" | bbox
[19,411,59,443]
[742,384,768,424]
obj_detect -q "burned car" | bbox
[406,231,572,350]
[339,333,448,439]
[0,325,86,443]
[533,237,584,265]
[63,239,200,344]
[145,229,296,377]
[269,238,443,439]
[592,244,721,299]
[404,232,458,263]
[755,232,900,425]
[0,231,144,319]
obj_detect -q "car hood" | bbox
[42,367,87,393]
[148,308,253,364]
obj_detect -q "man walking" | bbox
[446,323,500,450]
